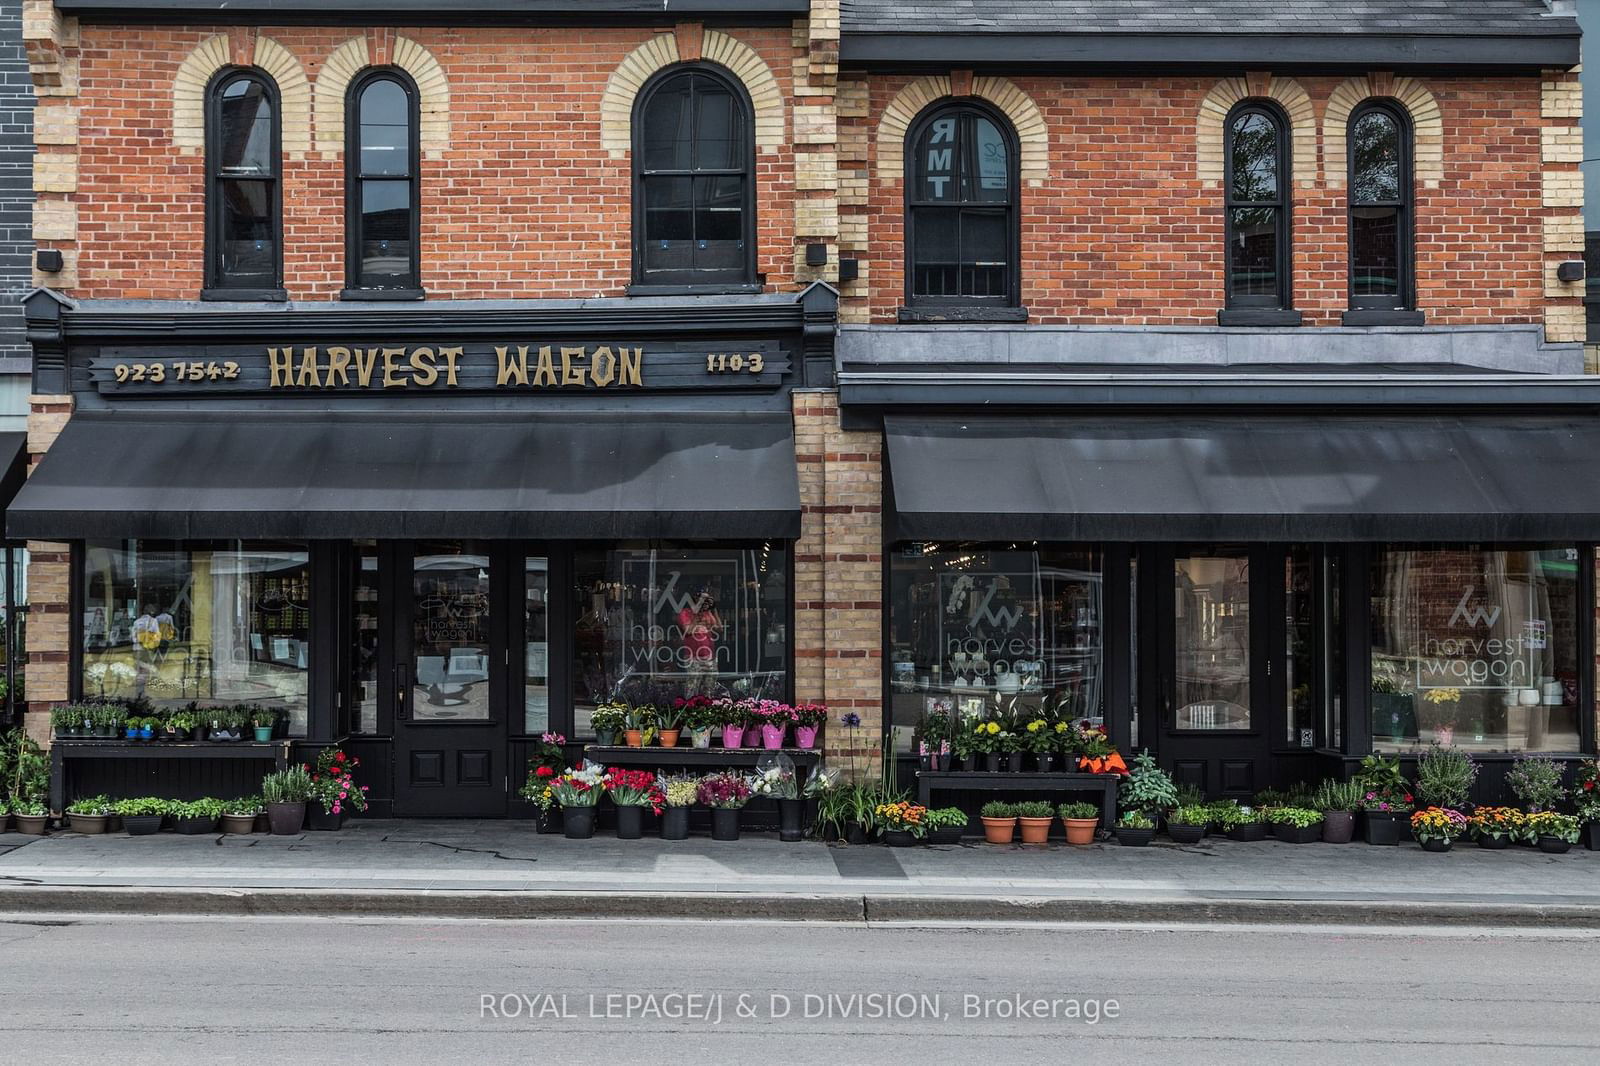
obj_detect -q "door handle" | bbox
[396,664,409,721]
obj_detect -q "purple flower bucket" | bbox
[761,724,786,749]
[722,725,745,748]
[795,725,818,749]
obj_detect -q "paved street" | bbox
[1,915,1596,1065]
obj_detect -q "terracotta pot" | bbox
[1063,817,1099,845]
[658,729,680,748]
[623,729,643,748]
[981,816,1017,845]
[1017,816,1053,844]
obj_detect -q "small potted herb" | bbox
[50,705,81,739]
[1015,800,1055,844]
[1057,801,1100,845]
[1527,810,1580,854]
[10,798,50,835]
[697,771,753,841]
[1314,779,1363,844]
[1166,804,1210,845]
[261,766,313,835]
[922,806,968,845]
[1268,806,1325,845]
[249,706,277,743]
[875,800,928,847]
[1506,755,1567,813]
[1115,810,1156,847]
[65,794,112,834]
[113,796,170,835]
[1217,804,1268,842]
[1410,806,1467,853]
[979,800,1017,845]
[172,798,225,835]
[221,796,264,835]
[659,773,699,841]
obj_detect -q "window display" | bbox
[81,540,310,734]
[888,544,1102,752]
[1370,545,1581,753]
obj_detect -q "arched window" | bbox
[1348,101,1413,312]
[1224,102,1291,311]
[347,70,421,296]
[206,70,282,296]
[905,103,1019,309]
[633,67,755,288]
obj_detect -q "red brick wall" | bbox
[846,75,1547,327]
[65,24,801,300]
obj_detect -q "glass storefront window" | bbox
[351,541,379,734]
[524,555,549,734]
[82,540,311,735]
[1370,545,1581,754]
[572,542,790,736]
[1173,552,1250,731]
[410,542,491,722]
[888,544,1102,752]
[1286,547,1313,747]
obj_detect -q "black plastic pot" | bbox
[265,802,305,836]
[984,754,1001,773]
[1274,822,1323,844]
[1226,822,1268,842]
[660,806,690,840]
[1363,811,1401,846]
[536,808,563,835]
[1538,835,1572,854]
[1004,753,1024,773]
[307,807,342,832]
[562,805,597,839]
[934,753,951,771]
[927,826,964,845]
[1036,753,1057,773]
[615,804,644,840]
[1116,827,1154,847]
[1584,822,1600,851]
[1321,811,1355,844]
[175,815,217,835]
[846,821,867,845]
[711,808,741,841]
[1167,824,1206,845]
[122,814,164,836]
[778,798,804,842]
[1477,834,1512,850]
[1419,837,1453,853]
[883,829,918,847]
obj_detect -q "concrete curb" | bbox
[3,886,1600,927]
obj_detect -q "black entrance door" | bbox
[392,540,510,817]
[1151,545,1277,800]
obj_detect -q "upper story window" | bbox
[906,103,1020,311]
[633,67,755,290]
[206,70,282,298]
[1224,102,1291,311]
[1348,101,1414,313]
[346,70,421,297]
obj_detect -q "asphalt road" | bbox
[1,915,1595,1065]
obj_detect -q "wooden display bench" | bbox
[916,771,1119,834]
[49,739,293,811]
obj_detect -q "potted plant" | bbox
[173,797,224,834]
[1416,744,1478,812]
[1410,806,1467,853]
[1119,750,1179,823]
[1115,810,1156,847]
[1218,804,1268,842]
[1166,804,1209,844]
[806,770,849,842]
[622,705,655,748]
[65,794,112,834]
[249,707,277,743]
[697,771,752,841]
[876,800,928,847]
[950,726,980,773]
[793,704,827,751]
[94,704,127,738]
[1506,755,1567,813]
[0,797,8,834]
[979,800,1017,845]
[11,798,50,835]
[1268,806,1324,844]
[1576,759,1600,851]
[205,706,247,743]
[135,717,157,741]
[923,806,968,845]
[1314,780,1363,844]
[1058,801,1100,845]
[659,773,698,840]
[552,763,610,838]
[845,783,877,844]
[752,759,803,841]
[752,700,790,749]
[590,702,627,747]
[307,746,369,830]
[655,704,684,749]
[221,796,263,834]
[114,796,169,835]
[1010,800,1051,844]
[1023,719,1056,772]
[1468,806,1525,850]
[998,730,1025,774]
[678,698,717,749]
[50,705,81,739]
[261,766,313,835]
[1527,810,1580,854]
[607,769,663,839]
[1355,755,1413,845]
[163,710,198,742]
[913,710,948,771]
[970,719,1004,772]
[719,700,747,749]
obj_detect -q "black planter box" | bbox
[927,826,964,845]
[1363,811,1401,846]
[1116,827,1154,847]
[1273,822,1323,844]
[1226,822,1268,842]
[122,814,164,836]
[884,829,918,847]
[1585,822,1600,852]
[1166,824,1205,845]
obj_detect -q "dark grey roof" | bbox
[843,0,1578,36]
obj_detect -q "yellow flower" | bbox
[1054,722,1068,733]
[974,723,986,735]
[1026,721,1041,733]
[986,721,1000,735]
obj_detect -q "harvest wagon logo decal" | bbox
[1415,585,1533,690]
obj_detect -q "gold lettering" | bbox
[496,345,529,387]
[439,346,463,387]
[381,347,409,388]
[618,347,643,387]
[352,348,379,387]
[296,346,323,388]
[409,347,439,387]
[590,346,616,387]
[560,347,587,387]
[268,347,294,388]
[326,346,352,387]
[533,345,558,387]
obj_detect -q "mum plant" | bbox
[1410,806,1468,844]
[1468,806,1527,843]
[1527,810,1581,844]
[874,801,928,837]
[590,702,629,737]
[696,771,752,809]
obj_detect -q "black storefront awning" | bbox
[885,415,1600,542]
[8,411,800,540]
[0,432,27,537]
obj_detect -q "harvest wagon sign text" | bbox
[89,340,787,396]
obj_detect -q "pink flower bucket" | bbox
[745,726,764,748]
[794,725,818,749]
[722,725,745,748]
[761,724,786,749]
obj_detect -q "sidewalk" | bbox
[2,821,1597,925]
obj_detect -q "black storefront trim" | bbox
[1342,309,1428,327]
[1216,309,1303,328]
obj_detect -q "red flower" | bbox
[1585,780,1595,791]
[535,765,555,778]
[335,752,346,762]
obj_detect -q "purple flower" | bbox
[842,712,862,728]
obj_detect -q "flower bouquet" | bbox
[658,772,699,840]
[1577,759,1600,850]
[1075,724,1127,776]
[550,763,611,838]
[697,771,752,841]
[607,768,663,839]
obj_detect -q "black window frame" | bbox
[1346,98,1416,316]
[629,64,759,295]
[203,68,285,301]
[903,100,1022,316]
[344,67,423,300]
[1223,99,1293,313]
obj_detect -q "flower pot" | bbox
[760,724,786,749]
[722,725,745,748]
[562,805,598,839]
[690,728,712,749]
[934,753,951,771]
[1419,837,1453,853]
[658,729,680,749]
[660,806,691,840]
[68,813,108,835]
[535,807,563,835]
[884,829,918,847]
[1583,822,1600,852]
[594,730,616,747]
[744,727,762,748]
[1226,822,1268,842]
[1167,824,1206,845]
[845,821,867,845]
[984,754,1001,773]
[710,808,741,841]
[1004,753,1025,773]
[124,728,139,741]
[779,797,804,842]
[220,814,257,835]
[14,814,49,835]
[122,814,164,835]
[175,815,217,835]
[139,727,155,741]
[307,807,342,832]
[980,816,1017,845]
[265,801,306,836]
[927,826,964,845]
[1363,811,1401,846]
[615,804,645,840]
[1321,811,1356,844]
[794,725,818,749]
[1036,753,1057,773]
[1476,834,1512,850]
[1274,822,1323,844]
[252,727,273,742]
[1017,816,1053,845]
[1063,817,1099,845]
[623,729,643,748]
[1116,827,1154,847]
[1538,835,1572,854]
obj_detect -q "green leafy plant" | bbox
[1204,799,1241,823]
[1506,756,1566,811]
[248,706,278,729]
[12,798,47,817]
[1526,810,1580,844]
[1119,750,1179,814]
[980,801,1016,819]
[1415,745,1479,810]
[1576,759,1600,824]
[1267,806,1323,829]
[1355,754,1413,813]
[111,797,171,817]
[1215,804,1265,829]
[261,766,313,804]
[1410,806,1468,844]
[3,728,50,806]
[224,796,264,817]
[1057,801,1099,821]
[1117,810,1155,830]
[923,807,968,830]
[1015,800,1054,819]
[1174,782,1207,808]
[1314,779,1364,814]
[172,798,226,820]
[589,703,628,735]
[1166,804,1211,828]
[1253,787,1289,808]
[65,794,112,816]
